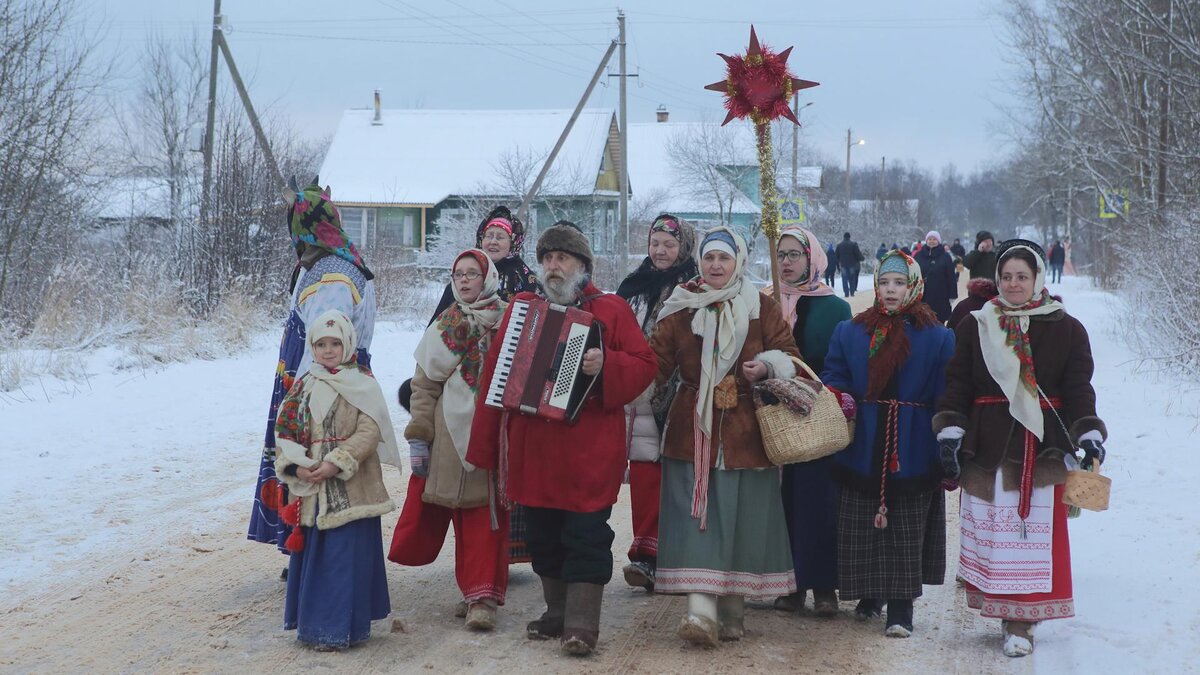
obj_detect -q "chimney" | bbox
[372,90,382,125]
[656,104,669,123]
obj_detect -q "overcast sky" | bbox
[83,0,1013,174]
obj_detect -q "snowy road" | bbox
[1,277,1197,673]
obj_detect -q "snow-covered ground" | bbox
[2,276,1198,671]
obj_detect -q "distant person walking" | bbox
[824,243,838,287]
[913,230,958,324]
[950,238,967,260]
[835,232,865,297]
[875,242,888,261]
[1047,240,1065,283]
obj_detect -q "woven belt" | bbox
[861,399,928,529]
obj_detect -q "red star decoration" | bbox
[704,26,819,126]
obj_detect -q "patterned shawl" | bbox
[852,250,938,399]
[288,183,373,280]
[972,244,1064,439]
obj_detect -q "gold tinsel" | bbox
[756,123,779,241]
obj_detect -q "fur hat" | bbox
[536,221,593,272]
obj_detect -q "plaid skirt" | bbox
[837,486,946,600]
[508,504,531,563]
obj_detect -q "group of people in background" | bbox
[245,183,1106,661]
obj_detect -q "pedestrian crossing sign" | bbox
[778,197,804,224]
[1099,190,1129,219]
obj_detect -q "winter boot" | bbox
[1002,620,1036,657]
[854,598,883,620]
[717,595,745,642]
[622,560,656,592]
[561,582,605,656]
[527,576,567,640]
[677,593,719,648]
[812,589,839,618]
[453,599,468,618]
[772,591,805,613]
[884,599,913,638]
[465,599,497,631]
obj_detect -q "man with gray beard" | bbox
[468,221,657,656]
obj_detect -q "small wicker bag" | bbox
[754,358,854,466]
[1063,463,1110,511]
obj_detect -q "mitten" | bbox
[409,440,431,478]
[825,385,857,419]
[1078,430,1105,470]
[937,426,965,479]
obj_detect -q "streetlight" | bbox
[791,96,814,193]
[845,128,865,202]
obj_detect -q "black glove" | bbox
[938,435,963,480]
[1079,438,1106,470]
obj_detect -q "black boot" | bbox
[854,598,882,620]
[561,582,604,656]
[885,599,913,637]
[527,576,567,640]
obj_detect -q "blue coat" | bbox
[821,319,955,490]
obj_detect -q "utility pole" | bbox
[845,128,852,203]
[200,0,221,227]
[518,41,619,225]
[199,0,285,228]
[617,10,629,274]
[880,156,886,199]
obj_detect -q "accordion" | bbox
[483,297,603,424]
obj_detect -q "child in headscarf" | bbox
[273,309,399,651]
[388,249,510,631]
[821,251,954,638]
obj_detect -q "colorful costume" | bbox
[250,183,377,551]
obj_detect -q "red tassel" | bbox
[285,526,305,553]
[280,498,301,527]
[260,477,284,512]
[874,506,889,530]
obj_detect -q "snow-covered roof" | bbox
[319,108,617,206]
[848,198,919,213]
[627,121,760,215]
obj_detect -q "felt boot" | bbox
[772,591,805,613]
[561,582,604,656]
[1002,620,1036,657]
[526,576,567,640]
[717,595,745,641]
[812,589,839,617]
[884,599,913,637]
[854,598,882,620]
[677,593,719,648]
[465,599,497,631]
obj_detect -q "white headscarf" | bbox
[657,226,760,529]
[278,310,402,485]
[971,245,1064,439]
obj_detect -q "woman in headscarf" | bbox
[822,250,954,639]
[398,205,540,567]
[388,249,510,631]
[614,214,698,593]
[650,227,800,648]
[934,240,1107,658]
[761,226,852,617]
[251,182,378,564]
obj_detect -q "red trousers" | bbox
[627,460,661,562]
[388,475,509,604]
[965,484,1074,621]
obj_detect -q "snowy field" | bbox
[2,275,1199,672]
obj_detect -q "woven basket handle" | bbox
[791,356,821,382]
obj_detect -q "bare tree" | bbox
[0,0,103,328]
[666,123,757,232]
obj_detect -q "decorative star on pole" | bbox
[704,26,819,127]
[705,25,819,299]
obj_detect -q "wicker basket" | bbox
[755,359,854,466]
[1062,464,1110,512]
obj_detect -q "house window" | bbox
[339,207,375,249]
[402,214,416,247]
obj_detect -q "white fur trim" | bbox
[315,500,396,530]
[755,350,797,380]
[937,426,965,440]
[326,447,359,479]
[1078,430,1103,443]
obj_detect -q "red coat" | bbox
[467,283,657,512]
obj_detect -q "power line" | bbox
[232,29,608,47]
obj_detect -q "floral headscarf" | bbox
[288,183,373,280]
[851,250,938,398]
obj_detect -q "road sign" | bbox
[778,197,804,224]
[1099,190,1129,219]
